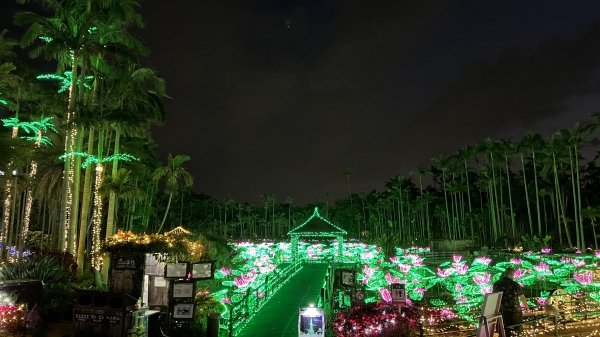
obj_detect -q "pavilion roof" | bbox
[288,207,347,236]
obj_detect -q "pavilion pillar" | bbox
[336,235,343,262]
[291,235,299,262]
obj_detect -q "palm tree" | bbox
[152,154,194,233]
[581,205,600,250]
[286,197,293,234]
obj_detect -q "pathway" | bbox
[237,263,329,337]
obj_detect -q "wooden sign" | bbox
[113,256,137,270]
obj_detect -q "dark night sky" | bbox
[4,1,600,205]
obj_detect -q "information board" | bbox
[391,284,406,303]
[113,256,137,270]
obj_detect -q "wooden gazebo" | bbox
[288,207,347,261]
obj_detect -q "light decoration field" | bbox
[211,242,600,336]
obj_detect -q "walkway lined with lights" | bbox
[237,263,329,337]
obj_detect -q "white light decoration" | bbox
[91,164,104,270]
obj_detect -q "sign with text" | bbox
[391,284,406,303]
[74,312,121,324]
[113,256,137,270]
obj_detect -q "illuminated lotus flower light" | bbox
[576,249,582,254]
[510,258,522,265]
[414,288,426,295]
[440,310,456,320]
[389,256,399,263]
[561,257,572,263]
[455,284,463,291]
[379,288,392,303]
[364,265,377,277]
[220,267,232,276]
[534,262,549,272]
[453,255,462,263]
[595,251,600,258]
[437,268,450,278]
[234,273,256,287]
[455,264,468,275]
[474,257,492,265]
[572,259,585,267]
[385,272,393,284]
[259,265,275,273]
[513,269,527,279]
[524,251,533,255]
[399,264,411,273]
[574,271,594,285]
[541,248,551,254]
[221,298,232,304]
[537,298,547,306]
[456,295,468,303]
[473,273,491,285]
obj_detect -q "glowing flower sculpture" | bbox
[574,271,594,285]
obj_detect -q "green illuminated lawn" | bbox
[237,263,328,337]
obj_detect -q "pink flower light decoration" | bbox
[364,265,377,277]
[537,298,547,306]
[455,284,463,291]
[510,258,522,265]
[455,264,468,275]
[221,298,231,304]
[220,268,232,276]
[437,268,449,278]
[473,273,491,285]
[474,257,492,265]
[541,248,551,254]
[233,273,256,287]
[513,269,527,279]
[561,257,572,263]
[380,288,392,303]
[572,259,585,267]
[595,251,600,258]
[576,249,582,254]
[385,272,393,285]
[534,262,549,272]
[574,271,594,285]
[389,256,399,263]
[456,295,467,303]
[453,255,462,263]
[399,264,411,273]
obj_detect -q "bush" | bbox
[0,255,72,285]
[40,283,75,321]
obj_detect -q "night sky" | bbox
[4,1,600,205]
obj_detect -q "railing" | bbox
[227,260,303,337]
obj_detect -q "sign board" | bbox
[340,270,355,287]
[191,261,215,280]
[172,282,195,298]
[354,290,365,305]
[476,292,505,337]
[113,256,137,270]
[172,303,195,320]
[298,307,325,336]
[391,284,406,303]
[165,262,188,278]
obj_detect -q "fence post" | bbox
[554,315,559,337]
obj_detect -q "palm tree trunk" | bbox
[157,193,173,233]
[77,129,94,277]
[69,127,84,255]
[59,54,79,252]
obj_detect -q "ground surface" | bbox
[237,263,328,337]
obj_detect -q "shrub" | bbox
[0,255,72,285]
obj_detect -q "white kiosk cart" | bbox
[298,306,325,336]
